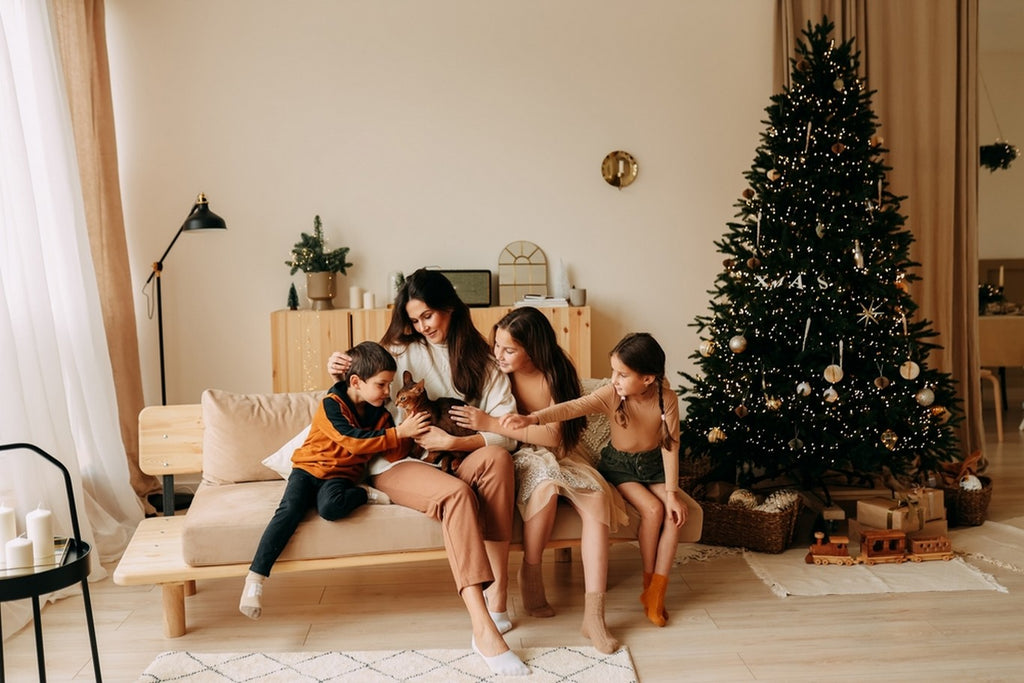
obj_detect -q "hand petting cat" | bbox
[449,404,500,433]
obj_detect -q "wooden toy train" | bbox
[805,529,954,565]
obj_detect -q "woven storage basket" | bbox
[697,497,802,554]
[943,476,992,527]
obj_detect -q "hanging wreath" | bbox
[980,141,1019,172]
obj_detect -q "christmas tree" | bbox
[678,19,961,493]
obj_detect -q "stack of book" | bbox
[513,294,568,308]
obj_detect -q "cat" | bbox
[393,370,476,473]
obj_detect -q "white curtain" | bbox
[1,0,142,640]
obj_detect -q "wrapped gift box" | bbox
[908,487,945,521]
[856,497,925,531]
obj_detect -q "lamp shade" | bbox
[180,192,227,232]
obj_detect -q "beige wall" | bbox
[978,49,1024,259]
[105,0,775,405]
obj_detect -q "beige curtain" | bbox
[52,0,160,511]
[775,0,982,458]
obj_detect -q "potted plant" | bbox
[285,215,353,310]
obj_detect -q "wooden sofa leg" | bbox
[185,579,197,596]
[555,547,572,563]
[162,582,187,638]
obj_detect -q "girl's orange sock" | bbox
[641,573,669,627]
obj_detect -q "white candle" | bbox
[5,537,33,569]
[0,503,15,546]
[349,286,363,309]
[362,291,375,310]
[26,506,53,562]
[999,266,1005,288]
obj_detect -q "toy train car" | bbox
[805,530,954,565]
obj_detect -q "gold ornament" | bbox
[707,427,727,443]
[874,375,890,389]
[870,134,884,148]
[796,381,812,397]
[723,258,736,270]
[734,404,749,418]
[833,78,845,92]
[796,59,810,72]
[831,142,846,154]
[765,396,782,410]
[823,387,839,403]
[899,361,920,380]
[915,387,935,406]
[746,256,761,270]
[881,429,898,450]
[931,405,949,422]
[767,169,782,181]
[816,220,826,238]
[742,188,755,199]
[729,335,748,353]
[699,340,716,357]
[788,436,804,450]
[824,364,844,383]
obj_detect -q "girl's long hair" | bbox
[610,332,675,450]
[494,307,585,452]
[381,268,494,403]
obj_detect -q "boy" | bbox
[240,341,429,619]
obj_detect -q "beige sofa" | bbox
[114,388,702,637]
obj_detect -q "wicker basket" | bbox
[696,497,803,554]
[943,476,993,527]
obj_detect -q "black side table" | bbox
[0,443,102,682]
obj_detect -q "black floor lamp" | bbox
[144,193,226,516]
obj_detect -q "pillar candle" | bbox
[363,291,375,310]
[349,286,363,309]
[999,266,1005,288]
[26,506,53,562]
[5,536,33,569]
[0,504,15,569]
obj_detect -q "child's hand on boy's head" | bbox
[500,413,536,430]
[665,490,687,528]
[396,411,430,440]
[449,405,494,433]
[328,351,352,381]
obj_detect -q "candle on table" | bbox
[999,266,1004,288]
[349,286,363,309]
[5,536,33,570]
[0,503,15,568]
[362,291,375,310]
[26,506,53,563]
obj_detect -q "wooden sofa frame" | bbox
[113,404,619,638]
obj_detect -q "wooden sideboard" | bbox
[271,305,591,392]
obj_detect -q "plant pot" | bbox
[305,272,337,310]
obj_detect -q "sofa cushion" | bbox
[201,389,324,485]
[181,480,646,567]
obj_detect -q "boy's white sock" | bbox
[239,570,266,620]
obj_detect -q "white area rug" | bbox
[949,518,1024,574]
[743,547,1007,598]
[138,647,637,682]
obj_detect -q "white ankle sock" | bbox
[472,637,529,676]
[239,571,265,620]
[489,610,512,634]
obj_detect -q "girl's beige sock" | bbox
[239,570,266,620]
[581,591,620,654]
[518,560,555,618]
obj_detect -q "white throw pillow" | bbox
[260,425,392,504]
[261,425,311,478]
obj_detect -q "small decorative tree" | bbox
[287,283,299,310]
[285,215,352,275]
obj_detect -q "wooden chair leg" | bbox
[980,369,1004,443]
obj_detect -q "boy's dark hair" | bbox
[344,341,396,384]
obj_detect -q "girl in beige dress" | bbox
[451,306,628,654]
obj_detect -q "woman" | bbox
[450,306,629,653]
[328,269,526,676]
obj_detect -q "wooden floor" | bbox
[4,370,1024,682]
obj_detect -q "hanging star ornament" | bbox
[857,299,882,326]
